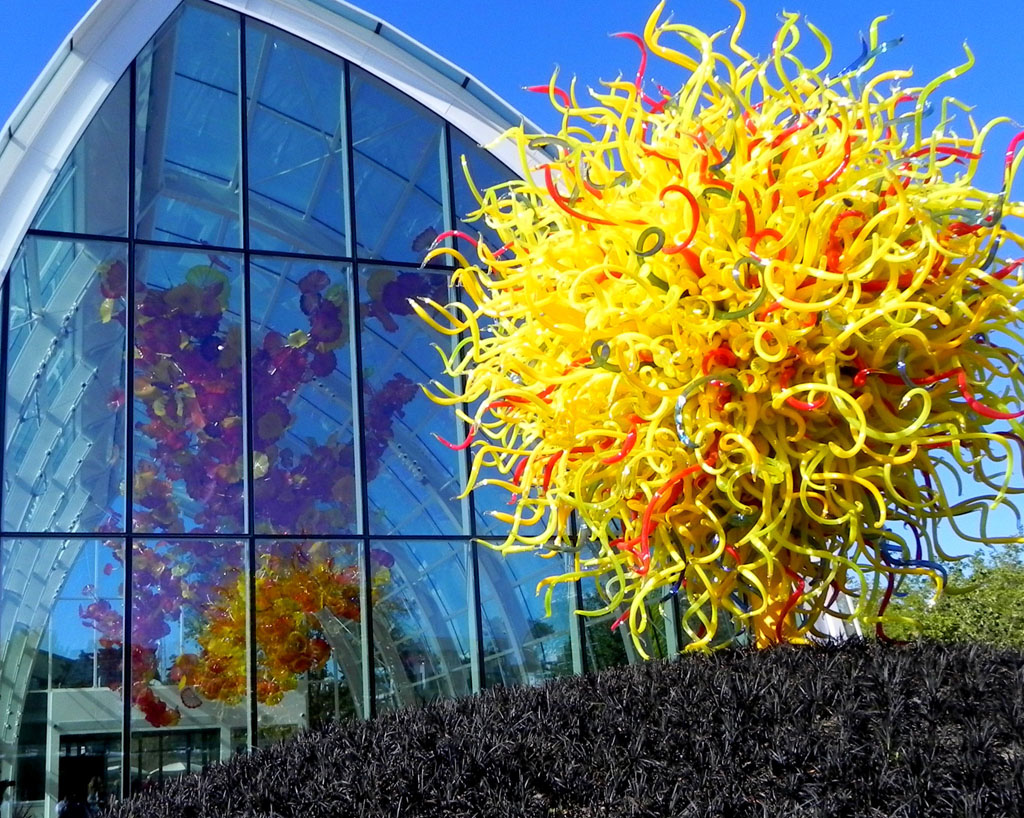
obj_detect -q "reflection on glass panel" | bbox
[4,238,127,533]
[133,247,244,534]
[373,540,470,711]
[676,598,740,650]
[358,265,466,535]
[1,539,124,811]
[450,129,513,256]
[349,65,445,262]
[246,22,349,256]
[250,258,356,535]
[32,72,130,237]
[479,547,573,687]
[135,1,242,246]
[578,570,671,671]
[130,730,217,793]
[128,538,245,794]
[470,445,549,539]
[255,540,364,738]
[59,734,122,814]
[582,604,635,673]
[13,691,47,805]
[452,289,546,539]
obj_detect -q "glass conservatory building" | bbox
[0,0,669,814]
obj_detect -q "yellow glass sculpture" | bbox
[415,1,1024,652]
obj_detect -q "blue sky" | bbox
[4,1,1024,183]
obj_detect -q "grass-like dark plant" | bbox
[106,641,1024,818]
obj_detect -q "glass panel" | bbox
[135,2,242,246]
[1,539,124,811]
[445,289,545,539]
[582,602,649,672]
[59,734,121,815]
[129,729,217,791]
[128,538,245,792]
[358,265,466,535]
[675,597,740,650]
[470,448,550,539]
[579,572,669,670]
[372,540,470,711]
[349,65,445,263]
[4,238,128,533]
[479,546,573,687]
[246,21,349,256]
[450,130,513,256]
[32,72,130,237]
[255,540,364,738]
[250,257,356,535]
[576,539,660,670]
[133,247,245,534]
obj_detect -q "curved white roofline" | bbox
[0,0,539,275]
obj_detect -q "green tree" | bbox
[882,545,1024,650]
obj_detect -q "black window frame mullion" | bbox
[567,520,585,677]
[121,56,138,801]
[342,59,376,720]
[238,11,260,753]
[21,230,465,276]
[441,122,485,695]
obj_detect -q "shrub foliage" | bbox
[107,641,1024,818]
[883,546,1024,651]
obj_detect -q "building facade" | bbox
[0,1,661,814]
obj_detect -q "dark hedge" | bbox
[106,640,1024,818]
